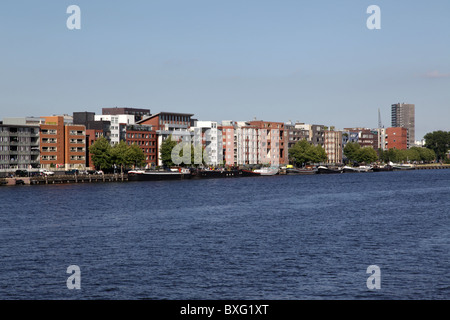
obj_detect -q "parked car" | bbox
[39,169,55,176]
[15,170,28,177]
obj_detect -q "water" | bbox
[0,170,449,300]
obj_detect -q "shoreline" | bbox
[1,164,450,186]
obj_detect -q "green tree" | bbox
[127,143,146,168]
[381,147,436,163]
[405,148,421,162]
[111,140,131,172]
[382,148,398,163]
[289,139,327,166]
[89,137,112,170]
[160,135,178,167]
[193,144,210,167]
[419,147,436,162]
[311,144,328,163]
[424,131,450,160]
[357,147,378,164]
[343,142,361,163]
[289,140,312,166]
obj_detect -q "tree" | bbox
[160,135,178,167]
[357,147,378,164]
[344,143,378,164]
[424,131,450,160]
[417,147,436,162]
[89,137,112,170]
[343,142,361,163]
[289,139,327,166]
[193,144,210,167]
[127,143,146,168]
[381,147,436,163]
[311,144,328,163]
[289,140,312,166]
[111,140,131,172]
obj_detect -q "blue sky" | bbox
[1,0,449,139]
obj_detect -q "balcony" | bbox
[69,139,85,145]
[41,130,57,135]
[69,131,85,136]
[42,139,57,144]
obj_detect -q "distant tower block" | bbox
[391,103,415,148]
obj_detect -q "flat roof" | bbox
[137,112,194,124]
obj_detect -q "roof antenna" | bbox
[378,108,384,128]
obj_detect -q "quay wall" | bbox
[1,174,128,186]
[1,165,450,186]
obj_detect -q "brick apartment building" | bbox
[40,116,86,170]
[386,127,408,150]
[125,124,158,168]
[138,112,194,166]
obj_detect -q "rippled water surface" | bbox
[0,170,449,299]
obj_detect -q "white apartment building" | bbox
[192,121,223,166]
[94,114,136,145]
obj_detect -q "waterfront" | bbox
[0,169,449,300]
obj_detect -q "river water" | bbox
[0,169,449,299]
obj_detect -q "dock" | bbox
[1,164,450,186]
[1,174,128,186]
[414,164,450,170]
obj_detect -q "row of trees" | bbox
[288,140,328,167]
[89,137,146,171]
[159,136,209,167]
[89,136,211,170]
[89,131,447,170]
[380,147,436,163]
[289,139,438,166]
[343,142,379,164]
[424,131,450,161]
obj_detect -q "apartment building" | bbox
[192,121,223,166]
[344,128,378,150]
[220,121,236,167]
[39,116,86,170]
[324,130,343,164]
[249,120,288,166]
[386,127,408,150]
[285,122,310,149]
[125,124,158,168]
[138,112,194,166]
[0,122,40,172]
[94,114,135,145]
[391,103,415,148]
[102,107,151,122]
[220,120,288,166]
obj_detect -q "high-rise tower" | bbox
[391,103,415,148]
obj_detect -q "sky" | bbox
[1,0,449,140]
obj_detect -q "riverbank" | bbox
[414,164,450,170]
[1,174,128,186]
[1,164,449,186]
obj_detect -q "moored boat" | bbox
[240,169,262,177]
[193,169,240,179]
[253,167,279,176]
[128,168,191,181]
[317,166,343,174]
[343,165,372,173]
[392,164,416,171]
[286,167,317,175]
[372,165,394,172]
